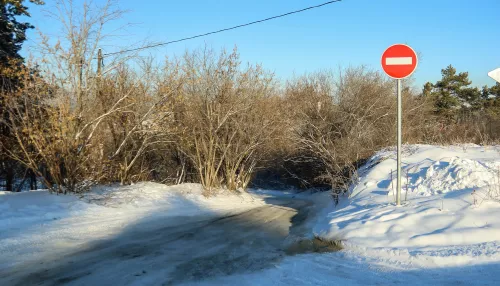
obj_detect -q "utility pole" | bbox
[97,48,102,78]
[77,57,84,115]
[97,48,103,100]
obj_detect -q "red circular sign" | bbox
[381,44,418,79]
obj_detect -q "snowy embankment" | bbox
[0,183,265,269]
[314,144,500,268]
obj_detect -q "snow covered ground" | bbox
[313,144,500,273]
[194,145,500,286]
[2,145,500,285]
[0,182,265,270]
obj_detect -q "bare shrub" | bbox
[286,67,427,196]
[171,47,279,195]
[93,60,178,185]
[2,0,133,193]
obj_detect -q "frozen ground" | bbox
[1,145,500,285]
[310,144,500,284]
[1,198,313,286]
[0,183,266,271]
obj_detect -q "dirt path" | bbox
[0,198,312,286]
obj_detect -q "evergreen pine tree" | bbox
[424,65,482,118]
[0,0,43,191]
[0,0,43,65]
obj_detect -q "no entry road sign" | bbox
[381,44,418,79]
[381,43,418,206]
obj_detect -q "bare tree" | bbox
[3,0,134,193]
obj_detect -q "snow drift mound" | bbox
[400,156,500,197]
[314,144,500,267]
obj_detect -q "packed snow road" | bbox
[0,198,313,286]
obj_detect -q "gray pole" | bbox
[396,78,402,206]
[97,48,102,100]
[97,48,102,78]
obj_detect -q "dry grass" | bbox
[286,236,343,255]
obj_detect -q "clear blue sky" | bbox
[23,0,500,89]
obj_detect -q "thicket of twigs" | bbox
[1,0,499,196]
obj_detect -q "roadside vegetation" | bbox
[1,0,500,197]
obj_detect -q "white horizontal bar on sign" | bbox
[386,57,412,65]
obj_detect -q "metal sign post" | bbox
[396,79,402,205]
[381,44,418,206]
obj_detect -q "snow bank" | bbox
[0,182,265,268]
[314,144,500,267]
[0,182,264,236]
[83,182,264,212]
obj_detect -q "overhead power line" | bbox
[103,0,342,57]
